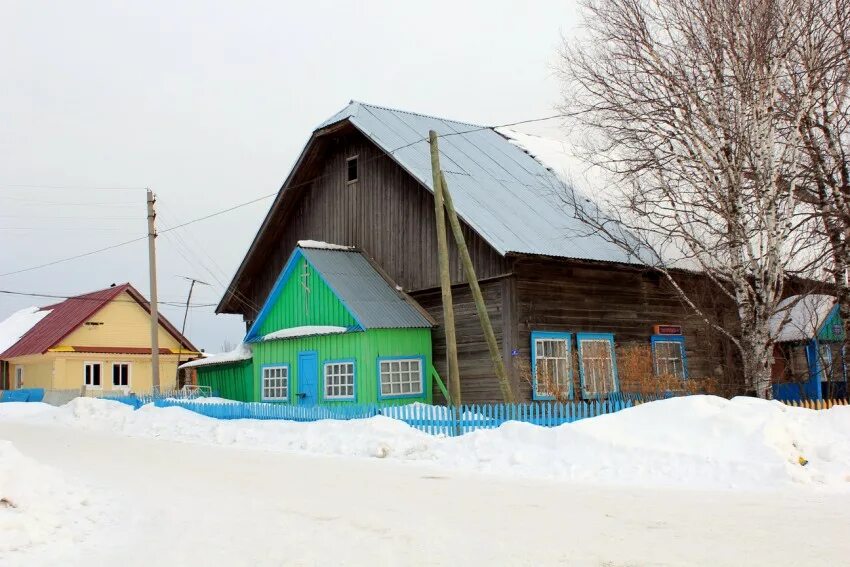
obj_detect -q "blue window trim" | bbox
[245,249,365,342]
[650,335,688,379]
[376,355,426,400]
[530,331,573,400]
[259,363,291,403]
[576,332,620,398]
[321,358,357,402]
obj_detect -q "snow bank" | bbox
[0,306,51,354]
[2,396,849,491]
[260,326,348,342]
[0,440,99,554]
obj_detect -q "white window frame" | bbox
[84,361,103,389]
[577,334,619,398]
[111,362,132,391]
[378,357,423,398]
[531,332,573,400]
[14,366,23,389]
[323,361,355,400]
[652,338,686,379]
[261,365,289,401]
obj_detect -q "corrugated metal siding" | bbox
[320,102,632,263]
[256,256,358,335]
[301,247,432,329]
[253,328,432,405]
[196,361,254,402]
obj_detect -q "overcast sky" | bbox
[0,1,580,352]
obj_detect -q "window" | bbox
[84,362,102,388]
[112,362,131,388]
[324,361,355,400]
[577,334,618,397]
[531,332,572,399]
[14,366,23,389]
[818,343,846,382]
[262,366,288,401]
[651,336,687,379]
[346,155,358,183]
[379,358,423,397]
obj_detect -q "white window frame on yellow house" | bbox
[84,361,103,389]
[112,362,132,393]
[14,366,23,389]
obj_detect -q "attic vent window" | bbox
[346,155,358,184]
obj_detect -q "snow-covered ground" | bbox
[1,396,849,565]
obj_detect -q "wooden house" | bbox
[0,283,199,394]
[215,101,737,403]
[184,242,436,405]
[771,295,848,400]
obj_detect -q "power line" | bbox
[0,236,148,277]
[0,289,216,307]
[0,184,144,191]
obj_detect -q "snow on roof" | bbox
[297,240,354,251]
[179,343,252,369]
[770,294,837,343]
[0,307,52,356]
[259,326,349,342]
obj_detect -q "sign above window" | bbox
[653,324,683,335]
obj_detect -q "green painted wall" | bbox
[196,360,254,402]
[818,307,845,342]
[256,257,357,336]
[253,328,432,405]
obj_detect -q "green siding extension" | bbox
[818,306,845,342]
[196,360,254,402]
[255,256,357,336]
[253,328,433,405]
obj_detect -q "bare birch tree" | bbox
[782,0,850,344]
[556,0,823,397]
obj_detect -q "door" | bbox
[297,351,318,406]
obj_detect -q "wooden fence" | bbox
[777,398,849,410]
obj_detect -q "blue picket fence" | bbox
[148,394,663,436]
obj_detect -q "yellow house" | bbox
[0,283,199,394]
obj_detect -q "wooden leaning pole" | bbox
[428,130,517,407]
[429,131,462,411]
[441,171,516,403]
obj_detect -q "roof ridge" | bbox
[348,100,487,130]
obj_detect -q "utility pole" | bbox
[146,189,161,391]
[428,131,462,410]
[175,276,210,386]
[441,171,516,403]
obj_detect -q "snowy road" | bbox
[3,421,849,567]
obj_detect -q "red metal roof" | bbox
[1,283,199,358]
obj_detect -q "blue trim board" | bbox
[259,363,291,403]
[530,331,573,401]
[245,248,365,342]
[650,335,688,379]
[320,358,357,403]
[576,332,620,398]
[376,355,426,400]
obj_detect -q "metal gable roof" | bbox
[300,246,432,329]
[319,101,633,263]
[245,243,433,340]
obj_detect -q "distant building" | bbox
[0,283,199,394]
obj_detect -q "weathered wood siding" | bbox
[412,279,511,404]
[232,127,506,321]
[511,257,738,401]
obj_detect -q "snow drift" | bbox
[1,396,848,491]
[0,440,99,554]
